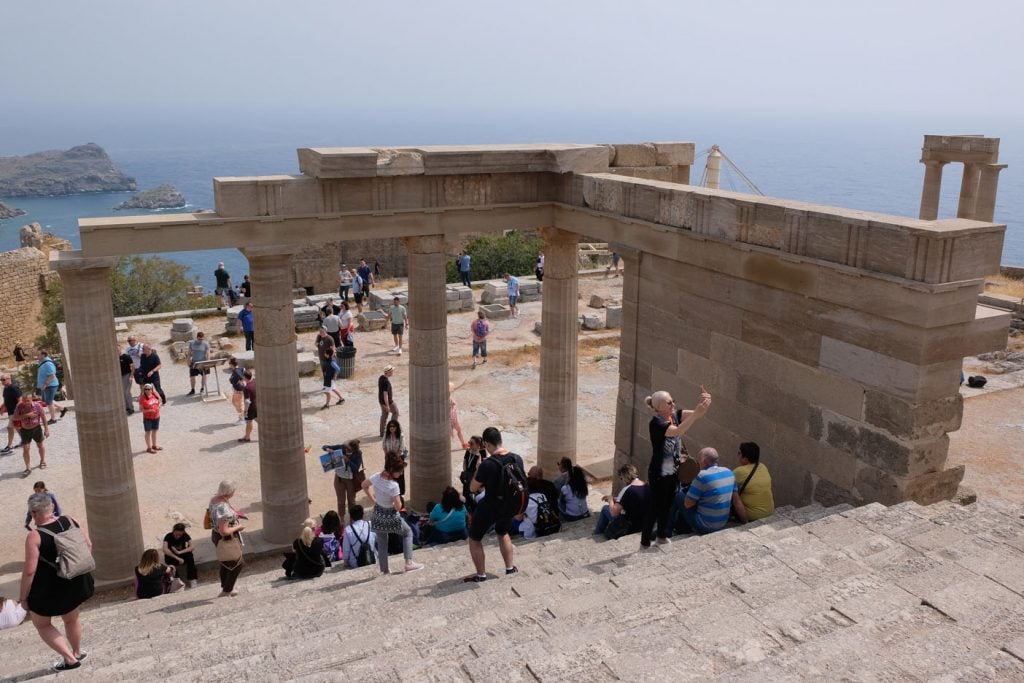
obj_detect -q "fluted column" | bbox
[957,162,981,219]
[537,227,579,473]
[404,235,450,509]
[918,159,947,220]
[612,247,641,495]
[243,246,308,543]
[974,163,1008,222]
[52,252,143,580]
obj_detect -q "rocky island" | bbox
[0,199,25,219]
[114,183,186,210]
[0,143,136,197]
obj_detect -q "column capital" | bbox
[539,226,580,246]
[241,244,303,259]
[49,250,118,273]
[403,234,446,254]
[919,158,950,168]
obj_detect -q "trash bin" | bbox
[337,346,357,379]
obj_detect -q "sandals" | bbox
[22,468,31,477]
[237,437,251,443]
[336,397,345,405]
[39,462,47,469]
[147,448,156,454]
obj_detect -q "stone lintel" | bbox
[49,249,118,272]
[241,244,305,259]
[297,147,379,178]
[921,135,999,164]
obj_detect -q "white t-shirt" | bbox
[370,473,400,509]
[561,484,589,517]
[518,493,544,539]
[323,314,342,334]
[339,310,353,332]
[0,599,27,630]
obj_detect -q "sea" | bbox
[1,105,1021,292]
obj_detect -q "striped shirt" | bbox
[684,466,736,532]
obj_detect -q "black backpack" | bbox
[353,525,376,567]
[531,493,561,537]
[494,453,528,518]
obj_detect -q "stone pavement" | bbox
[2,498,1023,681]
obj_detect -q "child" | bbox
[25,481,61,530]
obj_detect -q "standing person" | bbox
[1,373,23,453]
[187,331,211,396]
[13,392,48,476]
[118,347,134,415]
[325,440,363,522]
[125,336,144,388]
[449,381,468,449]
[209,480,246,597]
[338,263,353,302]
[373,259,382,281]
[36,350,66,424]
[535,250,545,282]
[351,269,365,313]
[458,251,472,287]
[228,357,246,422]
[378,365,399,438]
[640,386,711,548]
[239,371,256,442]
[357,259,374,296]
[319,297,341,322]
[320,345,345,410]
[471,310,489,369]
[162,522,198,588]
[338,301,355,348]
[213,262,232,308]
[236,302,255,351]
[387,296,408,355]
[139,384,162,453]
[381,419,406,498]
[607,252,621,277]
[459,436,486,510]
[238,274,252,299]
[363,452,424,575]
[13,342,27,365]
[464,426,525,583]
[25,481,62,530]
[19,493,94,672]
[139,345,166,404]
[503,273,520,318]
[322,304,343,348]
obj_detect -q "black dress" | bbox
[27,517,95,617]
[134,566,168,599]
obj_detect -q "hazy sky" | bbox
[2,0,1020,118]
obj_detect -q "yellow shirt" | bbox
[733,463,774,521]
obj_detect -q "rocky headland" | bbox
[0,199,25,219]
[0,143,136,197]
[114,183,186,210]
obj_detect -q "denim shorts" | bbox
[40,385,58,405]
[143,417,160,432]
[508,295,518,307]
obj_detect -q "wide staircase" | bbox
[2,499,1024,681]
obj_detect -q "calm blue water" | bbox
[1,106,1021,291]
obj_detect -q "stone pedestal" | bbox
[537,227,579,473]
[53,254,143,580]
[243,246,308,543]
[404,235,451,509]
[919,160,946,220]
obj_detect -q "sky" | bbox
[1,0,1020,119]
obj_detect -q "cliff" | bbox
[0,199,25,219]
[114,183,186,210]
[0,143,136,197]
[20,222,72,256]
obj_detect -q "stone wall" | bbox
[0,247,50,361]
[293,238,409,294]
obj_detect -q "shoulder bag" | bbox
[730,463,759,523]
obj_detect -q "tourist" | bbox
[374,259,382,280]
[338,263,353,302]
[640,386,711,548]
[238,274,252,299]
[342,504,377,569]
[464,426,524,583]
[558,465,591,521]
[357,258,374,294]
[526,465,559,509]
[118,346,134,415]
[382,420,406,497]
[458,251,471,287]
[213,262,232,308]
[470,309,489,369]
[460,435,486,510]
[13,342,27,365]
[594,464,649,539]
[319,345,345,410]
[678,447,735,535]
[19,492,94,671]
[1,372,23,453]
[209,480,246,597]
[503,272,520,318]
[228,357,245,422]
[363,452,424,575]
[352,268,364,313]
[535,250,544,281]
[515,487,560,539]
[162,522,198,588]
[13,391,48,476]
[283,519,327,579]
[236,301,255,351]
[319,296,341,321]
[387,296,408,355]
[325,440,363,521]
[125,335,144,389]
[139,344,166,404]
[134,549,175,599]
[187,331,211,396]
[553,457,572,491]
[317,510,343,564]
[378,365,399,438]
[0,596,27,630]
[731,442,774,523]
[239,371,256,442]
[139,384,162,453]
[35,350,66,424]
[25,481,62,530]
[423,486,468,545]
[338,300,355,348]
[448,381,469,449]
[323,304,343,348]
[315,326,333,357]
[608,252,621,277]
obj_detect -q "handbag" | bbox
[730,462,759,523]
[215,533,243,564]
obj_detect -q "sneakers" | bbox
[52,660,81,672]
[75,651,88,663]
[189,579,198,588]
[397,348,402,355]
[187,389,196,396]
[0,445,11,454]
[392,346,399,352]
[505,566,519,576]
[59,407,68,418]
[404,561,424,573]
[47,419,57,425]
[463,574,487,583]
[656,537,672,546]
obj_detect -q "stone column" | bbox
[956,162,981,219]
[52,252,143,580]
[404,235,450,509]
[918,159,947,220]
[243,246,308,544]
[612,247,641,495]
[974,163,1008,223]
[537,227,580,474]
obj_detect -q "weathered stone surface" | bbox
[611,143,657,167]
[582,313,603,330]
[481,280,508,304]
[589,294,606,308]
[357,310,388,330]
[482,304,511,320]
[605,304,622,328]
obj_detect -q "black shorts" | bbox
[468,501,512,541]
[353,292,363,304]
[189,366,210,377]
[391,323,404,335]
[245,404,257,422]
[19,426,44,444]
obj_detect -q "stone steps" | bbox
[3,500,1024,680]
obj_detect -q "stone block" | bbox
[114,322,128,332]
[605,305,622,328]
[291,298,308,307]
[357,310,388,331]
[170,341,189,360]
[296,352,319,375]
[481,280,508,304]
[823,409,950,478]
[171,318,194,332]
[611,143,657,167]
[446,299,462,313]
[654,142,696,166]
[903,465,966,505]
[217,337,234,350]
[461,299,474,310]
[863,391,963,441]
[306,293,336,306]
[445,290,460,302]
[170,327,197,343]
[375,148,425,176]
[589,294,606,308]
[582,314,603,330]
[481,304,511,320]
[534,321,542,335]
[819,336,960,403]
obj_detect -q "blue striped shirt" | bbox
[685,466,736,532]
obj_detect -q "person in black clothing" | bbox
[526,465,559,509]
[13,343,26,364]
[162,523,198,587]
[282,520,327,579]
[138,345,166,404]
[134,549,173,599]
[357,259,374,294]
[119,350,134,415]
[464,426,525,583]
[318,298,341,321]
[378,365,399,437]
[2,373,23,453]
[213,262,232,307]
[238,274,252,299]
[460,435,487,511]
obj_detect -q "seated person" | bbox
[678,447,736,535]
[552,456,572,491]
[134,549,174,599]
[317,510,343,564]
[558,465,591,521]
[732,441,774,522]
[526,465,559,508]
[422,486,468,545]
[283,519,327,579]
[516,490,561,539]
[0,597,27,630]
[342,504,378,569]
[162,522,198,588]
[594,464,650,539]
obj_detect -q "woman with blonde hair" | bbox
[283,518,327,579]
[139,383,162,453]
[134,549,175,599]
[209,480,246,597]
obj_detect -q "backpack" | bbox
[353,525,376,567]
[494,453,528,518]
[473,319,487,338]
[321,533,341,563]
[37,518,96,579]
[531,493,561,537]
